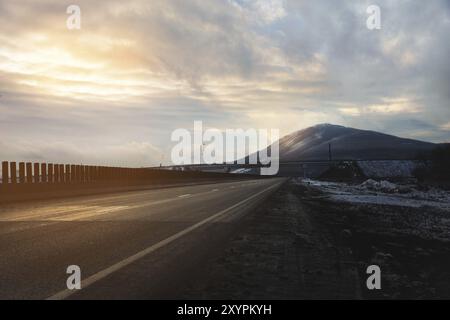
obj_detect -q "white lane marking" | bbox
[4,188,216,222]
[3,205,97,222]
[46,181,281,300]
[50,206,131,221]
[230,186,235,189]
[211,189,219,192]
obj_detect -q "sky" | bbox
[1,0,449,166]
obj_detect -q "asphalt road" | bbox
[0,178,285,299]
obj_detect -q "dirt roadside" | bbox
[298,184,450,300]
[181,180,362,299]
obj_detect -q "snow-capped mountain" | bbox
[277,124,436,161]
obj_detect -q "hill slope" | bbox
[276,124,436,161]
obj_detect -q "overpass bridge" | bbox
[153,158,424,178]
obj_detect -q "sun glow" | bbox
[0,30,164,101]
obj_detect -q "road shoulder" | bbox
[180,180,361,299]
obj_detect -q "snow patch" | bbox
[297,178,450,211]
[359,179,400,193]
[357,160,422,178]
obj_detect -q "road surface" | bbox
[0,178,285,299]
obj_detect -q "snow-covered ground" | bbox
[294,177,450,298]
[296,178,450,211]
[357,160,422,179]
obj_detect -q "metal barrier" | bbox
[1,160,248,186]
[0,161,139,185]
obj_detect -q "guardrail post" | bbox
[98,166,103,181]
[2,161,8,184]
[54,164,59,183]
[34,163,40,183]
[104,166,108,181]
[66,164,71,183]
[41,163,47,183]
[57,164,61,183]
[84,166,88,183]
[71,165,76,182]
[89,166,94,182]
[19,162,25,183]
[26,163,33,183]
[81,165,86,183]
[59,164,65,183]
[93,166,99,182]
[10,162,17,184]
[48,164,53,183]
[76,165,81,182]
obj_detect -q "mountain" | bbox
[276,124,436,161]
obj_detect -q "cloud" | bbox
[231,0,287,24]
[0,140,163,167]
[339,107,361,117]
[440,122,450,131]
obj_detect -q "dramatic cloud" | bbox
[0,0,449,165]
